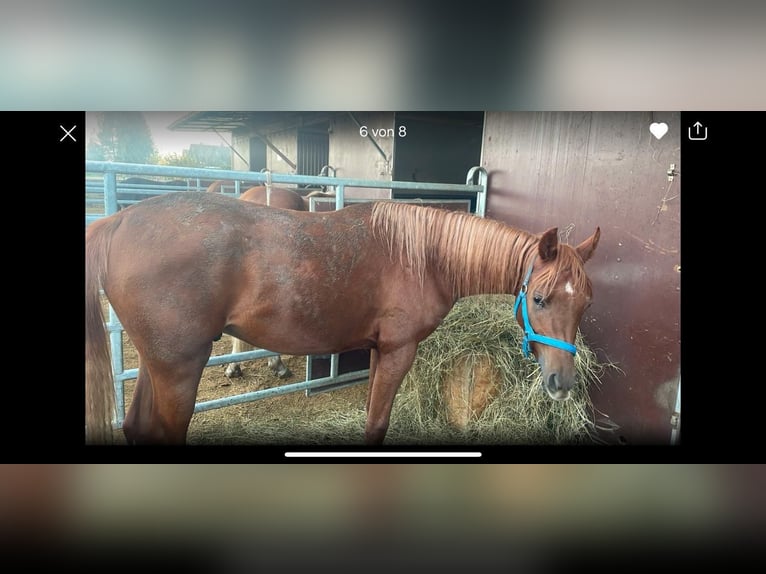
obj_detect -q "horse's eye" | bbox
[533,294,545,307]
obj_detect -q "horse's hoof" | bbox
[225,364,243,378]
[276,367,292,379]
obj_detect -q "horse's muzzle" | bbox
[545,372,572,401]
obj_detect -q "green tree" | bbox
[157,144,231,169]
[87,112,157,163]
[156,151,201,167]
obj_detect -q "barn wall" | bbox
[231,126,299,180]
[265,129,299,175]
[328,112,393,200]
[482,112,681,445]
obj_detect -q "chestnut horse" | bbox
[206,181,334,377]
[85,192,599,445]
[207,180,306,379]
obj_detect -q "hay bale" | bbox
[443,355,501,430]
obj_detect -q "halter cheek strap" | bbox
[512,259,577,359]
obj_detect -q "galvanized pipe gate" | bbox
[85,161,488,429]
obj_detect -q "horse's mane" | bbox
[370,202,591,298]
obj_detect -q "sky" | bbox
[86,112,229,156]
[144,112,228,155]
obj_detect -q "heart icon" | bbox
[649,122,669,140]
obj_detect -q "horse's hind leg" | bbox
[125,345,211,444]
[364,345,417,445]
[225,336,250,378]
[226,336,292,379]
[122,362,153,445]
[267,355,292,379]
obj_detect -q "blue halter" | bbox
[512,258,578,359]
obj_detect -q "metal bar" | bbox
[330,353,339,378]
[313,197,472,208]
[336,183,345,211]
[117,183,192,191]
[305,377,368,396]
[466,166,489,217]
[87,161,484,194]
[252,129,297,170]
[670,379,681,445]
[104,171,118,215]
[109,306,125,426]
[305,355,313,382]
[319,166,336,177]
[301,352,368,396]
[213,127,248,168]
[115,348,284,382]
[193,369,370,413]
[102,172,122,423]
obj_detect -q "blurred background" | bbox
[2,464,765,569]
[1,0,764,110]
[4,0,763,568]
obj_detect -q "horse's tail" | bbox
[85,216,119,444]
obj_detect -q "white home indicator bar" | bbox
[285,452,482,458]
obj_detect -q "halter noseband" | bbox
[512,258,577,359]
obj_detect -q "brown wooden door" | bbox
[482,112,681,444]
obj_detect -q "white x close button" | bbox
[59,125,77,142]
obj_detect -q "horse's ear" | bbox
[538,228,559,262]
[576,227,601,262]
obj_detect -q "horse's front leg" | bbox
[365,348,379,414]
[364,344,417,445]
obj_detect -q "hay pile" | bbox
[387,295,608,445]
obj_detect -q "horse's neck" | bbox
[436,227,539,299]
[370,202,539,300]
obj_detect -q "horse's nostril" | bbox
[544,373,572,401]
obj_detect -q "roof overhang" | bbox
[168,112,337,135]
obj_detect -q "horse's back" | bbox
[104,190,373,241]
[95,192,377,306]
[90,194,413,355]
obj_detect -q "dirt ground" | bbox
[115,333,372,445]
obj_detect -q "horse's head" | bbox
[514,226,601,401]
